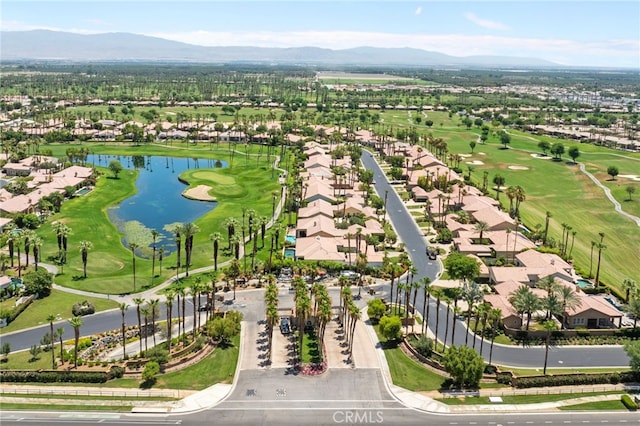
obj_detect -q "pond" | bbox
[87,154,226,256]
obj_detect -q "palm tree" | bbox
[47,313,56,368]
[449,287,463,346]
[509,285,541,331]
[542,319,558,375]
[173,224,183,270]
[493,174,505,201]
[140,306,151,352]
[149,299,159,345]
[433,294,442,351]
[119,303,128,359]
[420,277,432,336]
[557,285,581,329]
[462,281,484,346]
[473,221,490,244]
[473,303,489,351]
[623,279,638,303]
[69,316,83,368]
[57,327,64,362]
[164,289,175,353]
[151,229,160,280]
[487,308,502,366]
[182,222,199,276]
[594,242,606,288]
[133,297,145,354]
[223,217,238,249]
[129,242,139,291]
[210,232,222,270]
[32,236,42,270]
[543,211,552,246]
[79,240,93,278]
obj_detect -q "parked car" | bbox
[280,317,291,335]
[426,247,438,260]
[198,302,212,312]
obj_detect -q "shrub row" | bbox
[2,296,34,324]
[0,366,124,383]
[621,394,638,410]
[512,371,640,388]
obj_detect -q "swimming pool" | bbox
[576,279,593,289]
[285,235,296,244]
[284,248,296,258]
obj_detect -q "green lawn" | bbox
[438,129,640,292]
[0,403,135,412]
[559,399,629,411]
[31,142,281,295]
[0,290,119,335]
[438,391,623,405]
[300,330,323,364]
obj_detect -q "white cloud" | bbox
[464,12,509,31]
[415,6,422,16]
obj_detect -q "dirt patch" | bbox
[182,185,216,201]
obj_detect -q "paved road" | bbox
[362,151,630,369]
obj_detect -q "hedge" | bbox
[512,371,640,388]
[0,366,124,383]
[622,394,638,410]
[4,296,34,324]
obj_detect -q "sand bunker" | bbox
[466,160,485,165]
[182,185,216,201]
[620,174,640,182]
[459,153,472,158]
[530,153,550,159]
[477,152,486,156]
[508,165,530,170]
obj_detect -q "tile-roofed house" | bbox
[489,267,532,284]
[297,199,334,220]
[295,236,345,261]
[303,180,336,204]
[296,215,341,238]
[471,207,515,231]
[333,196,377,219]
[565,295,623,328]
[484,294,522,329]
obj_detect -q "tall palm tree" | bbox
[557,285,581,329]
[150,229,160,280]
[133,297,145,354]
[543,211,552,246]
[594,242,607,288]
[420,277,432,336]
[462,281,484,346]
[69,316,83,368]
[164,289,175,353]
[223,217,238,250]
[79,240,93,279]
[129,242,139,291]
[140,306,151,352]
[449,287,463,346]
[149,299,159,346]
[509,285,541,331]
[210,232,222,270]
[57,327,64,362]
[182,222,199,276]
[473,303,489,351]
[32,236,42,270]
[433,294,442,351]
[542,319,558,375]
[623,279,638,303]
[589,241,596,278]
[488,308,502,366]
[119,303,128,359]
[47,313,56,368]
[173,224,183,270]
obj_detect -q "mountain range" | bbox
[1,30,557,68]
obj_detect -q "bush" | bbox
[513,372,640,388]
[413,335,433,357]
[142,361,160,384]
[108,365,125,379]
[72,300,95,316]
[0,370,108,383]
[622,394,638,410]
[442,345,484,389]
[5,296,33,324]
[367,299,386,323]
[144,346,169,364]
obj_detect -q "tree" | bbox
[149,298,159,346]
[469,140,476,153]
[142,361,160,385]
[568,146,580,163]
[499,130,511,149]
[461,280,484,346]
[119,303,128,360]
[29,344,42,362]
[623,279,638,303]
[379,315,402,342]
[23,268,53,297]
[367,299,386,322]
[542,319,558,375]
[210,232,222,270]
[129,242,139,291]
[133,297,145,354]
[442,345,484,389]
[594,241,606,288]
[69,316,83,368]
[624,340,640,372]
[487,308,502,366]
[444,253,480,285]
[473,221,490,243]
[538,141,550,155]
[150,229,160,280]
[1,342,10,362]
[607,166,619,180]
[509,285,540,331]
[182,222,199,276]
[550,143,565,160]
[492,174,505,200]
[108,160,123,178]
[626,185,636,201]
[57,327,64,362]
[46,313,56,368]
[79,240,92,278]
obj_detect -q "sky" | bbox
[2,1,639,68]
